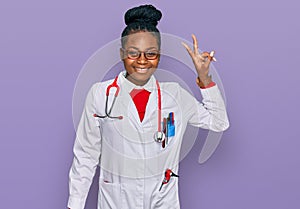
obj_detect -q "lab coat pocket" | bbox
[157,178,180,209]
[99,179,121,209]
[120,183,138,208]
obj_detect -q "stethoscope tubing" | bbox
[156,80,162,133]
[94,76,164,141]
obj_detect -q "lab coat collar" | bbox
[118,71,156,94]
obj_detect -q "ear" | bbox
[120,48,125,60]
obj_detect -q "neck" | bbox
[125,74,149,86]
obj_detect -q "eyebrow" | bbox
[127,46,159,50]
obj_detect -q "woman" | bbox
[68,4,229,209]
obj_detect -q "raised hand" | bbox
[182,34,216,87]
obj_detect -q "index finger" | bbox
[182,42,196,59]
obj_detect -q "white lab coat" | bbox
[68,71,229,209]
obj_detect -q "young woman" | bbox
[68,4,229,209]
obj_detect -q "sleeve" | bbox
[180,84,230,132]
[67,83,102,209]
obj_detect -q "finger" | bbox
[192,34,199,55]
[181,42,194,57]
[200,51,210,62]
[201,51,210,58]
[202,51,217,62]
[201,51,217,62]
[204,53,212,67]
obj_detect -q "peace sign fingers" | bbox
[182,34,216,78]
[181,34,200,58]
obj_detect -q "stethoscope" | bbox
[93,76,123,120]
[93,76,166,143]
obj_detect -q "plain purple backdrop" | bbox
[1,0,299,209]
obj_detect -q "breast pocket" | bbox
[159,111,178,151]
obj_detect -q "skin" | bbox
[121,32,215,87]
[182,34,215,87]
[120,32,160,86]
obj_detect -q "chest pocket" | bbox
[158,111,178,151]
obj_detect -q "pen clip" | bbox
[169,112,174,125]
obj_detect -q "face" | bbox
[120,32,160,86]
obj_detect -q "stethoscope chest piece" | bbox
[154,131,165,143]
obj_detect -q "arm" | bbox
[67,84,102,209]
[180,83,229,132]
[181,34,229,131]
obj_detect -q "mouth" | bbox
[134,67,150,74]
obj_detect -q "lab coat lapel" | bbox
[143,89,156,124]
[139,75,157,125]
[117,71,157,126]
[127,94,142,126]
[117,85,141,127]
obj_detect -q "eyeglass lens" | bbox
[126,49,159,60]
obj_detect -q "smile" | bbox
[135,67,150,73]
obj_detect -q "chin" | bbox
[128,75,150,85]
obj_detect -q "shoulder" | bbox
[159,81,189,94]
[159,82,181,90]
[158,82,185,101]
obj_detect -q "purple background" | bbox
[1,0,299,209]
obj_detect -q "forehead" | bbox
[124,32,159,50]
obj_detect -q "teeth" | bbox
[136,68,148,72]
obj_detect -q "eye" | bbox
[127,50,139,58]
[145,51,159,58]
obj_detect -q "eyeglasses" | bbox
[122,48,160,60]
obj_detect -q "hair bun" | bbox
[125,5,162,26]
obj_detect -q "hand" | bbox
[182,34,215,83]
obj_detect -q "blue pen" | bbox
[168,112,175,137]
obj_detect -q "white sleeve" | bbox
[181,84,230,132]
[67,83,102,209]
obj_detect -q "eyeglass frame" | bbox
[121,48,160,60]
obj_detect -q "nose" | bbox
[137,52,148,64]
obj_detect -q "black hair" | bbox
[121,5,162,48]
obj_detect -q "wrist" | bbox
[196,75,215,88]
[197,75,211,86]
